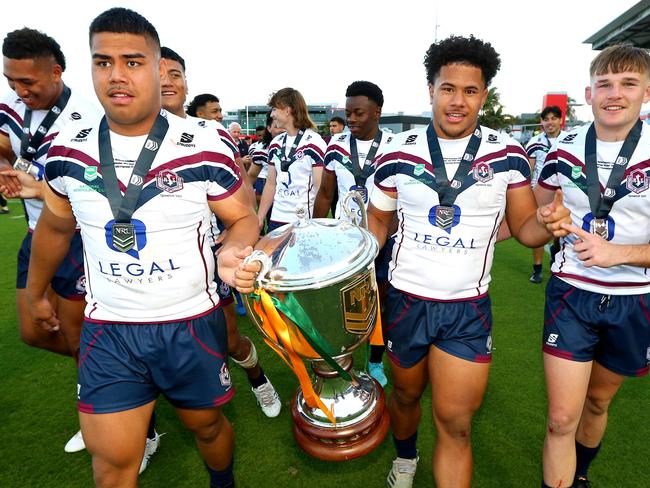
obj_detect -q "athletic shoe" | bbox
[139,431,162,475]
[529,271,542,284]
[0,207,9,214]
[252,380,281,417]
[64,430,86,453]
[387,455,418,488]
[368,362,388,387]
[574,477,592,488]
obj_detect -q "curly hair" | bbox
[424,35,500,86]
[187,93,219,117]
[2,28,66,71]
[345,80,384,108]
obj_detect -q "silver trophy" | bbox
[243,192,388,461]
[13,157,41,179]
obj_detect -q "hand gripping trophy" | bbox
[243,192,389,461]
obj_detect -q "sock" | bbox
[370,345,385,363]
[533,264,542,274]
[575,441,600,480]
[248,367,267,389]
[147,412,156,440]
[205,459,235,488]
[393,432,417,459]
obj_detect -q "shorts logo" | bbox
[646,346,650,363]
[77,384,81,400]
[413,163,425,176]
[546,333,559,345]
[386,340,393,351]
[105,219,147,259]
[84,166,98,181]
[472,162,493,183]
[626,170,649,194]
[571,166,582,179]
[219,363,232,389]
[486,335,492,353]
[219,281,231,297]
[156,170,183,193]
[76,275,86,293]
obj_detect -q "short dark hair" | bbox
[329,116,345,126]
[424,35,500,86]
[187,93,219,117]
[2,28,66,71]
[161,46,185,71]
[541,105,562,119]
[345,80,384,108]
[255,125,265,132]
[263,111,273,146]
[89,8,160,51]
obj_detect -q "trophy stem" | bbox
[291,356,389,461]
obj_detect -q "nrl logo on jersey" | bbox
[626,169,649,194]
[473,162,493,183]
[84,166,98,181]
[156,169,184,193]
[571,166,582,179]
[413,163,426,176]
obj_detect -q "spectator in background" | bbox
[228,122,251,170]
[329,116,346,138]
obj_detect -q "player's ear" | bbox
[585,85,592,106]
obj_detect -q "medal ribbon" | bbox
[98,113,169,225]
[349,130,383,188]
[426,122,482,207]
[20,85,71,161]
[584,119,642,219]
[279,130,305,172]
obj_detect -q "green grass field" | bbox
[1,199,648,487]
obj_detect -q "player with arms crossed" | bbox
[26,8,259,487]
[536,44,650,488]
[367,35,570,488]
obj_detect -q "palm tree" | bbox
[479,87,513,131]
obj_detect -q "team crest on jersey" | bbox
[472,162,493,183]
[294,149,304,160]
[413,163,426,176]
[156,170,184,193]
[219,363,232,388]
[626,170,649,194]
[84,166,98,181]
[571,166,582,180]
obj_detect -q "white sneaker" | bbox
[64,430,86,453]
[138,431,162,475]
[251,380,281,417]
[387,455,419,488]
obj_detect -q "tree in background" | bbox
[479,87,514,131]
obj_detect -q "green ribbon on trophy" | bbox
[250,292,352,382]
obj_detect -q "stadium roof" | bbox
[584,0,650,50]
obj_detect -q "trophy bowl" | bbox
[243,195,389,461]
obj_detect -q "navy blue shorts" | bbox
[211,245,234,307]
[383,286,493,368]
[543,276,650,377]
[375,237,395,286]
[254,177,266,195]
[77,307,235,413]
[16,231,85,300]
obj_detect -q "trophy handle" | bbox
[341,191,368,230]
[243,249,272,289]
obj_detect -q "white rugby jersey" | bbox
[45,110,242,322]
[373,125,530,300]
[0,88,98,229]
[526,131,566,186]
[267,128,326,223]
[249,140,269,179]
[537,123,650,295]
[324,131,393,220]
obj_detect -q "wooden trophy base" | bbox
[290,381,389,461]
